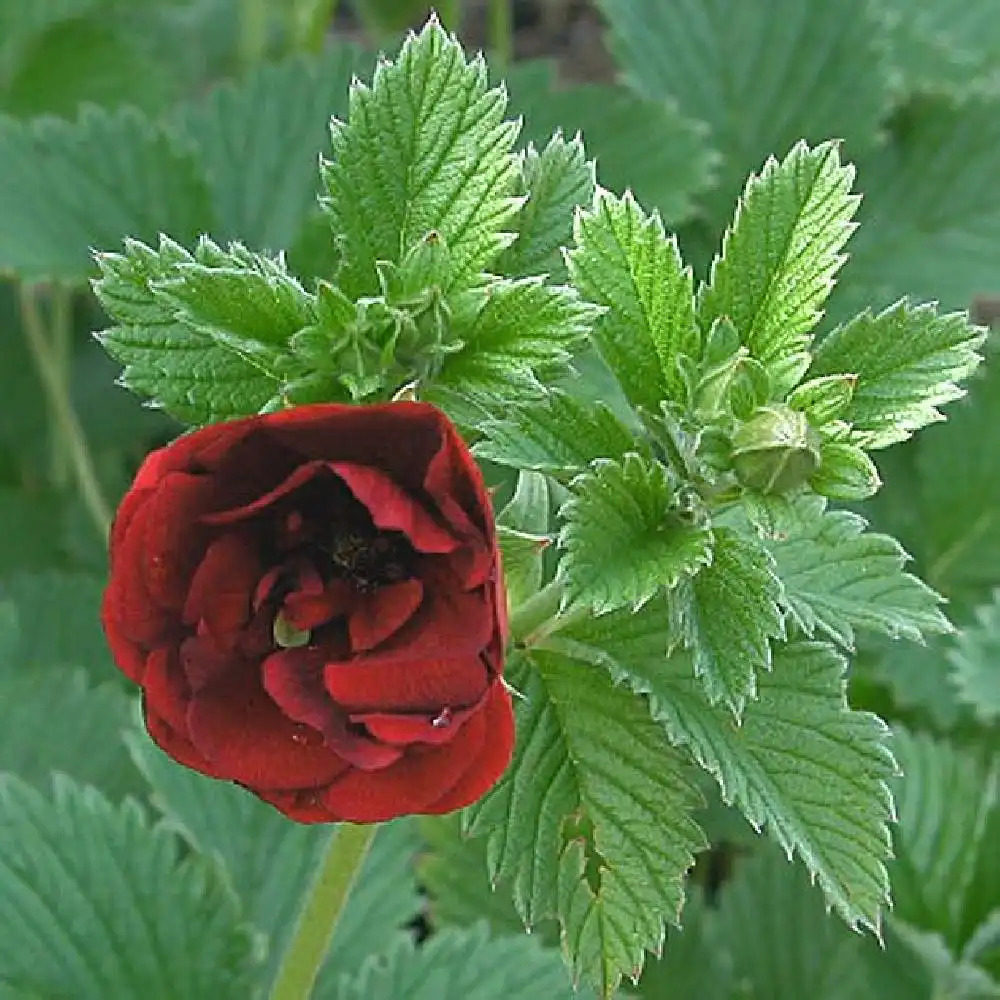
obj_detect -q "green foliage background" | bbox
[0,1,998,998]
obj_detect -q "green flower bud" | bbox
[731,404,822,494]
[809,442,881,500]
[786,373,857,426]
[695,348,770,420]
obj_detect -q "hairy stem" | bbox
[269,822,377,1000]
[19,284,112,541]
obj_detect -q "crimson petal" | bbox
[348,578,423,652]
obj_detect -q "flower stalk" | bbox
[269,822,377,1000]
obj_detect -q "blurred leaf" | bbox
[505,61,716,227]
[0,774,258,999]
[0,107,212,283]
[128,731,421,990]
[174,45,374,253]
[949,589,1000,724]
[323,924,585,1000]
[0,489,68,572]
[597,0,890,224]
[836,94,1000,320]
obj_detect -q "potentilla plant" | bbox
[92,16,984,1000]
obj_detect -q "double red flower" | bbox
[102,402,514,823]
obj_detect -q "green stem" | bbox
[487,0,512,66]
[508,578,565,645]
[289,0,339,54]
[269,823,377,1000]
[240,0,270,70]
[435,0,462,33]
[47,286,72,489]
[19,284,112,541]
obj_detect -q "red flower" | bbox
[102,402,514,823]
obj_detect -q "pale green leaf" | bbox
[597,0,890,223]
[557,454,714,614]
[497,132,595,281]
[174,44,374,253]
[675,527,784,715]
[435,277,599,395]
[505,60,716,227]
[554,608,896,931]
[811,301,985,448]
[322,19,520,298]
[474,389,640,475]
[0,107,212,282]
[95,237,282,422]
[568,188,699,409]
[323,924,583,1000]
[698,141,859,372]
[756,493,951,648]
[836,94,1000,321]
[127,731,420,990]
[465,649,705,997]
[949,590,1000,724]
[0,775,258,998]
[890,729,999,949]
[713,847,873,1000]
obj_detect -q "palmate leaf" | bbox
[496,132,595,282]
[567,188,700,410]
[551,607,896,931]
[810,301,985,448]
[0,775,258,999]
[0,106,212,282]
[889,729,999,951]
[754,493,951,648]
[834,93,1000,322]
[505,60,716,228]
[465,649,705,997]
[324,924,585,1000]
[949,590,1000,723]
[697,141,859,378]
[126,731,421,991]
[474,389,639,476]
[673,527,784,716]
[94,237,285,423]
[558,454,714,615]
[596,0,890,225]
[322,18,521,299]
[174,44,374,253]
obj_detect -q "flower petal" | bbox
[182,532,261,643]
[143,647,191,733]
[187,669,349,790]
[201,460,330,526]
[348,578,423,652]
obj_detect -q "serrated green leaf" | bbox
[756,493,951,648]
[558,454,713,614]
[673,527,784,716]
[0,775,258,998]
[95,238,282,422]
[698,142,859,374]
[713,846,873,1000]
[323,19,520,298]
[474,390,640,476]
[505,60,716,228]
[126,730,420,991]
[465,649,705,997]
[434,277,599,396]
[174,45,374,253]
[568,189,699,410]
[890,729,998,951]
[322,924,583,1000]
[0,107,212,282]
[835,94,1000,321]
[949,590,1000,724]
[597,0,890,224]
[553,609,896,931]
[811,301,985,448]
[496,132,595,281]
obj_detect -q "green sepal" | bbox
[731,405,822,494]
[810,442,881,501]
[695,348,770,421]
[787,373,857,426]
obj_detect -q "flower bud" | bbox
[809,441,881,500]
[787,373,857,427]
[731,404,822,494]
